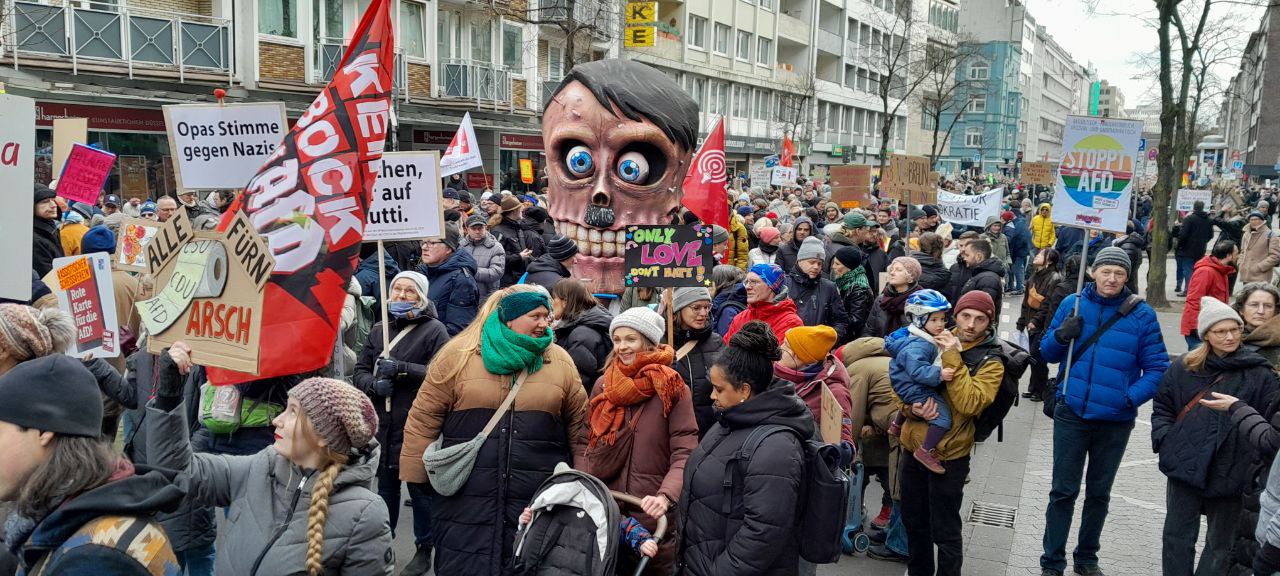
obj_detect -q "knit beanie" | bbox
[672,287,711,314]
[81,226,116,255]
[0,355,102,437]
[892,256,923,283]
[288,377,378,455]
[546,234,579,261]
[441,226,461,251]
[391,271,430,312]
[498,290,552,322]
[843,211,869,229]
[712,225,730,244]
[611,306,665,345]
[758,227,781,245]
[785,325,837,366]
[955,290,996,321]
[736,205,753,216]
[834,246,864,271]
[1092,246,1132,275]
[1198,296,1242,339]
[33,183,55,204]
[797,236,826,262]
[749,263,786,293]
[0,304,74,362]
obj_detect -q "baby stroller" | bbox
[840,446,871,554]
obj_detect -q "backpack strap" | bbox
[722,425,796,538]
[35,515,177,576]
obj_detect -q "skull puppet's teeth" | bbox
[588,229,601,243]
[603,230,615,243]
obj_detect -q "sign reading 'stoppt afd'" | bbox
[623,225,715,288]
[137,211,275,374]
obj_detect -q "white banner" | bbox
[163,102,288,190]
[937,188,1003,228]
[0,94,34,302]
[1176,188,1213,212]
[440,112,483,177]
[365,151,445,242]
[1051,115,1144,233]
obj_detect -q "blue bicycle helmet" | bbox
[904,289,951,327]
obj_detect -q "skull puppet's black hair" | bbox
[550,59,700,153]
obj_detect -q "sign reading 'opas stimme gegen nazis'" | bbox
[163,102,288,190]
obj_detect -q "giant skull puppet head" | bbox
[543,59,700,294]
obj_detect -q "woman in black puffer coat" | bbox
[1152,300,1280,576]
[551,279,613,393]
[669,287,726,437]
[677,321,813,576]
[830,245,874,342]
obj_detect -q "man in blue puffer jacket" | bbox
[1037,246,1170,576]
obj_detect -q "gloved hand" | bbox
[1255,542,1280,576]
[375,358,402,380]
[1054,314,1083,345]
[371,378,395,398]
[156,344,192,399]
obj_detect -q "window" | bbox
[398,2,427,58]
[760,0,773,10]
[733,85,749,117]
[965,127,983,148]
[841,106,852,132]
[688,76,707,109]
[471,21,493,64]
[968,63,988,80]
[854,109,865,134]
[756,37,772,65]
[259,0,297,37]
[439,11,460,60]
[736,30,751,61]
[688,15,707,49]
[968,94,987,113]
[548,44,563,78]
[753,89,767,120]
[502,22,523,71]
[826,103,839,130]
[713,23,730,54]
[708,81,729,115]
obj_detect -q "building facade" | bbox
[1219,6,1280,182]
[1096,79,1127,118]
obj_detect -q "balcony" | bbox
[8,1,231,81]
[440,58,512,105]
[777,12,811,43]
[537,0,615,43]
[318,38,407,99]
[816,28,841,55]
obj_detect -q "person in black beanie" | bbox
[524,233,579,291]
[0,355,183,575]
[832,245,874,339]
[31,184,62,278]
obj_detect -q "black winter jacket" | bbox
[678,382,814,576]
[1152,351,1280,498]
[786,272,850,343]
[673,324,725,437]
[418,249,480,336]
[839,283,875,342]
[776,238,802,274]
[1115,233,1147,293]
[353,308,451,468]
[1227,399,1280,574]
[860,241,891,293]
[1018,267,1060,334]
[959,258,1006,314]
[554,305,614,393]
[31,216,63,278]
[492,218,546,287]
[523,254,572,291]
[1177,209,1216,259]
[946,261,971,304]
[911,251,951,295]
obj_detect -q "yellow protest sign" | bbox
[626,1,656,23]
[625,26,655,47]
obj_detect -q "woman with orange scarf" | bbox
[581,306,699,575]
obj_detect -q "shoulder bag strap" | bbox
[1069,306,1129,367]
[1177,374,1226,423]
[674,341,697,361]
[478,370,530,439]
[381,323,420,359]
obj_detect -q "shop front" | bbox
[35,101,173,200]
[497,132,544,196]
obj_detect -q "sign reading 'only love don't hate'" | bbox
[623,225,715,288]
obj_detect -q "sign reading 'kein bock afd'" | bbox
[1053,116,1143,233]
[163,102,288,190]
[623,225,715,288]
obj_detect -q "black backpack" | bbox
[726,425,849,564]
[971,339,1033,443]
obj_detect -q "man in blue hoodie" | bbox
[418,225,479,336]
[1037,247,1170,576]
[1004,210,1033,294]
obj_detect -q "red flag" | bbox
[780,132,795,168]
[208,0,395,385]
[682,116,729,230]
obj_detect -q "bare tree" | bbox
[494,0,619,71]
[917,39,982,167]
[775,71,825,161]
[858,0,941,173]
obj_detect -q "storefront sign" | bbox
[413,130,455,146]
[500,133,544,151]
[36,102,166,133]
[57,143,116,205]
[519,158,535,184]
[465,172,491,189]
[623,225,714,288]
[164,102,289,190]
[51,253,119,357]
[119,155,150,200]
[0,94,35,302]
[365,151,444,242]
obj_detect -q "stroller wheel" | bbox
[840,529,861,555]
[853,532,871,553]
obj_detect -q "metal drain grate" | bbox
[967,501,1017,528]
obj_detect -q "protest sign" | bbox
[52,118,87,176]
[163,102,288,190]
[115,217,163,273]
[1176,188,1213,212]
[1022,162,1057,186]
[937,188,1003,227]
[881,155,935,204]
[141,211,275,374]
[0,94,35,302]
[519,158,534,184]
[1052,116,1143,233]
[829,165,872,209]
[440,112,483,177]
[820,383,843,445]
[771,166,798,187]
[623,225,715,288]
[51,253,119,358]
[365,151,444,242]
[118,155,151,200]
[749,162,771,189]
[57,143,116,205]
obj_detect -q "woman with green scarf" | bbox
[832,245,875,339]
[399,285,589,576]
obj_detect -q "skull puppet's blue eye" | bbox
[616,151,649,183]
[565,145,593,176]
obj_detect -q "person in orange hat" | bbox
[774,325,853,445]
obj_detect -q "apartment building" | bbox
[943,0,1027,174]
[1022,26,1087,162]
[1219,5,1280,182]
[1096,79,1127,118]
[623,0,912,179]
[904,0,960,163]
[1,0,614,197]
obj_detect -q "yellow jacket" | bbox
[728,213,750,271]
[899,333,1003,461]
[60,222,88,256]
[1030,203,1056,250]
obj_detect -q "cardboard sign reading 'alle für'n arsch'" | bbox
[623,225,715,288]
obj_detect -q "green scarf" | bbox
[481,312,554,375]
[835,266,869,292]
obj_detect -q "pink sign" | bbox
[57,143,116,205]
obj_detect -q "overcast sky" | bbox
[1021,0,1264,110]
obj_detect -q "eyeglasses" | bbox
[421,240,444,247]
[1208,326,1242,338]
[685,304,712,314]
[1245,301,1276,311]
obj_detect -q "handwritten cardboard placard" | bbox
[623,225,715,288]
[51,253,119,358]
[820,383,842,445]
[829,165,872,209]
[57,143,116,205]
[1022,162,1057,186]
[52,118,87,177]
[365,150,444,242]
[119,155,151,200]
[881,154,935,204]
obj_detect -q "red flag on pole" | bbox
[780,132,795,168]
[681,116,729,230]
[208,0,395,385]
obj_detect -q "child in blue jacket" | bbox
[885,289,955,474]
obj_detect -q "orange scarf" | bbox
[588,345,682,447]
